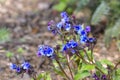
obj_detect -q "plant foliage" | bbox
[91,1,109,25]
[0,28,10,43]
[104,19,120,48]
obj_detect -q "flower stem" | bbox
[65,54,74,80]
[76,50,105,74]
[55,58,70,80]
[83,49,91,62]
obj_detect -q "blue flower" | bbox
[80,36,88,43]
[71,49,75,54]
[57,22,63,29]
[60,12,68,18]
[62,44,67,51]
[10,63,17,70]
[37,45,54,57]
[62,40,78,52]
[69,40,78,48]
[48,26,51,31]
[80,30,87,36]
[21,62,31,70]
[66,42,71,48]
[16,67,21,73]
[74,25,82,34]
[61,17,70,23]
[88,38,95,43]
[65,23,71,31]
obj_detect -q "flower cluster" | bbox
[37,45,54,57]
[39,12,96,58]
[48,11,96,45]
[47,12,71,35]
[10,62,33,75]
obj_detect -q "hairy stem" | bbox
[55,58,70,80]
[65,54,74,80]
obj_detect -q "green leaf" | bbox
[60,0,69,3]
[116,68,120,75]
[100,59,114,66]
[81,64,95,71]
[17,47,25,54]
[37,72,52,80]
[113,68,120,80]
[74,70,90,80]
[6,52,13,58]
[95,61,108,74]
[46,73,52,80]
[91,1,109,25]
[104,27,112,47]
[53,60,59,68]
[53,2,67,11]
[104,19,120,48]
[76,0,90,11]
[0,28,10,43]
[111,19,120,38]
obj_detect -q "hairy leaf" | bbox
[91,1,109,25]
[104,27,112,47]
[74,70,90,80]
[111,19,120,39]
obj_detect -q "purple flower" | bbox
[51,29,57,35]
[93,73,100,80]
[10,63,17,70]
[47,20,55,31]
[48,26,52,31]
[37,45,54,57]
[101,75,107,80]
[85,26,91,32]
[21,62,31,70]
[48,20,54,26]
[71,49,75,54]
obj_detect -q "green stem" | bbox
[55,58,70,80]
[114,61,120,70]
[90,44,94,63]
[75,51,105,74]
[83,49,92,62]
[95,66,105,74]
[75,52,90,64]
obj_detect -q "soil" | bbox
[0,0,119,80]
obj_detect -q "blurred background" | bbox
[0,0,120,80]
